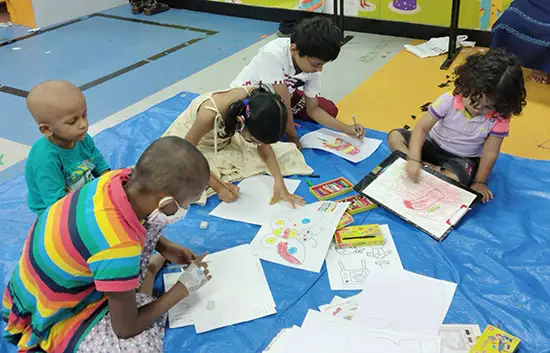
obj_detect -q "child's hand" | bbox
[163,244,197,265]
[177,253,211,293]
[288,135,303,150]
[471,182,493,203]
[270,182,306,209]
[345,124,365,140]
[406,159,421,183]
[218,182,239,203]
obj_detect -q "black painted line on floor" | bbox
[0,86,29,98]
[94,13,217,35]
[1,15,217,97]
[0,17,85,48]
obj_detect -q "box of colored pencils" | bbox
[335,224,385,248]
[470,325,520,353]
[338,194,377,215]
[337,212,354,230]
[309,177,354,201]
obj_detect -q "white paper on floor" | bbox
[439,324,481,353]
[299,128,382,163]
[163,244,276,332]
[354,269,457,336]
[318,294,361,321]
[325,224,403,290]
[209,175,301,225]
[250,201,349,272]
[270,309,441,353]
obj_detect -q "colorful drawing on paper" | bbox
[319,137,360,156]
[389,0,421,15]
[326,225,403,290]
[362,158,477,239]
[252,201,349,272]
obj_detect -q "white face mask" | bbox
[147,197,188,227]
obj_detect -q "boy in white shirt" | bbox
[231,17,365,149]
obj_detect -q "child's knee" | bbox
[387,129,407,150]
[441,169,460,182]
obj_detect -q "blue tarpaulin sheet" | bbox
[1,91,549,353]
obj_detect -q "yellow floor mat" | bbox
[337,43,550,160]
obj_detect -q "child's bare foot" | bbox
[532,70,550,84]
[138,253,166,296]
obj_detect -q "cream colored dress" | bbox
[162,89,313,205]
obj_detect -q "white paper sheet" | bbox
[439,324,481,353]
[250,201,349,272]
[362,158,477,239]
[163,244,276,332]
[326,224,403,290]
[209,175,301,225]
[354,269,457,336]
[300,128,382,163]
[277,310,441,353]
[317,295,345,311]
[318,294,361,321]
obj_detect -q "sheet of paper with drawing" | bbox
[326,224,403,290]
[273,310,441,353]
[163,244,276,333]
[354,269,457,336]
[299,128,382,163]
[250,201,349,272]
[359,156,477,240]
[209,175,301,225]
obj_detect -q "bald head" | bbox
[132,136,210,202]
[27,80,86,124]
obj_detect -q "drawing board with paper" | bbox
[251,201,348,272]
[299,128,381,163]
[356,152,478,240]
[209,175,301,225]
[326,224,403,290]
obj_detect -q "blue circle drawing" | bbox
[301,218,311,224]
[288,247,298,254]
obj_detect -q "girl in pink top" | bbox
[388,48,527,203]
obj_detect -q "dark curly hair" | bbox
[453,48,526,118]
[291,17,341,62]
[221,84,287,144]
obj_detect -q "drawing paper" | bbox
[209,175,301,225]
[361,158,477,239]
[326,224,403,290]
[250,201,349,272]
[354,269,457,336]
[163,245,276,332]
[276,310,441,353]
[300,128,382,163]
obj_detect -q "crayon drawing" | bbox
[362,158,477,239]
[321,137,360,156]
[251,201,348,272]
[326,225,403,290]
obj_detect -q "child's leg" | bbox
[387,129,410,154]
[439,157,479,185]
[138,253,166,296]
[290,90,338,121]
[388,129,446,171]
[76,294,165,353]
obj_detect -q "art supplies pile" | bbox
[326,224,403,290]
[265,268,459,353]
[309,177,354,200]
[336,212,354,229]
[337,193,377,214]
[250,201,349,272]
[209,175,301,225]
[470,325,520,353]
[334,224,385,248]
[300,128,382,163]
[163,244,276,333]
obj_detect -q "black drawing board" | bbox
[354,151,481,241]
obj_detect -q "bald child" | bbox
[25,80,110,214]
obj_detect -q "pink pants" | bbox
[290,90,339,120]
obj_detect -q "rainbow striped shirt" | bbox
[2,169,146,353]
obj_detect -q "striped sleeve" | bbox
[428,92,453,120]
[490,118,510,138]
[87,242,142,292]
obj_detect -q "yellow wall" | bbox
[216,0,514,30]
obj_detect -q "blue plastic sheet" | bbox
[1,91,549,353]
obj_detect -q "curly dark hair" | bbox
[453,48,526,118]
[291,17,341,62]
